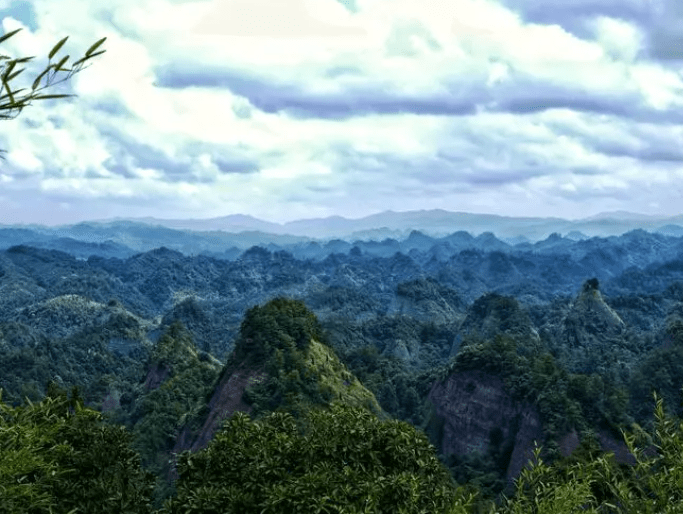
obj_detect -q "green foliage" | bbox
[448,334,629,444]
[308,285,384,317]
[445,451,508,501]
[233,297,383,422]
[163,400,476,514]
[492,393,683,514]
[234,297,326,364]
[499,445,603,514]
[629,329,683,424]
[127,321,220,501]
[0,314,149,410]
[0,386,155,513]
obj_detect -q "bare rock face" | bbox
[172,361,268,456]
[426,370,543,482]
[142,362,171,391]
[557,428,636,466]
[168,360,268,481]
[427,367,637,483]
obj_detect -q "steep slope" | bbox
[562,278,626,345]
[423,334,632,493]
[388,277,465,324]
[427,368,542,483]
[450,292,540,357]
[556,278,628,373]
[171,298,387,469]
[125,321,221,487]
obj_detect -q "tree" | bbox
[497,392,683,514]
[164,400,476,514]
[0,27,106,160]
[0,386,156,513]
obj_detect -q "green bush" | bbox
[163,401,476,514]
[0,387,155,513]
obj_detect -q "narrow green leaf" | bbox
[0,28,22,45]
[48,36,68,60]
[5,67,24,82]
[30,93,74,100]
[0,83,26,99]
[72,49,105,67]
[88,49,106,59]
[71,56,87,67]
[2,81,15,104]
[1,59,16,78]
[31,68,50,90]
[85,37,106,57]
[53,55,70,72]
[13,56,34,65]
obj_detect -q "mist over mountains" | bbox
[2,209,683,262]
[113,209,683,240]
[5,209,683,248]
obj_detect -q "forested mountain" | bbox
[2,227,683,512]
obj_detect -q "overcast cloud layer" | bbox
[1,0,683,225]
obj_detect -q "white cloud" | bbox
[590,16,643,62]
[190,0,366,38]
[6,147,43,173]
[2,0,683,225]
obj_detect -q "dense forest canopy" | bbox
[1,231,683,511]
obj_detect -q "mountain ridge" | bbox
[5,209,683,242]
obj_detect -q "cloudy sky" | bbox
[1,0,683,226]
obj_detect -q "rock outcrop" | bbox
[169,298,387,481]
[425,365,637,483]
[172,359,267,455]
[425,370,543,482]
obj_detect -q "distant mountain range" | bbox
[57,209,683,241]
[1,209,682,261]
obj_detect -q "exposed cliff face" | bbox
[172,335,387,462]
[142,362,172,391]
[426,367,637,483]
[169,298,387,481]
[172,360,267,456]
[557,429,636,466]
[426,370,543,482]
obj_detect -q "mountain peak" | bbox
[561,279,626,356]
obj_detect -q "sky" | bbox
[1,0,683,226]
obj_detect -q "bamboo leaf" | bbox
[2,61,17,78]
[85,37,106,57]
[4,67,24,83]
[73,50,105,67]
[48,36,68,60]
[32,68,51,90]
[53,55,70,72]
[87,49,106,59]
[0,28,22,45]
[1,56,33,66]
[2,81,15,104]
[30,93,74,100]
[0,86,28,100]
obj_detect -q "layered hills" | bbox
[1,225,683,503]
